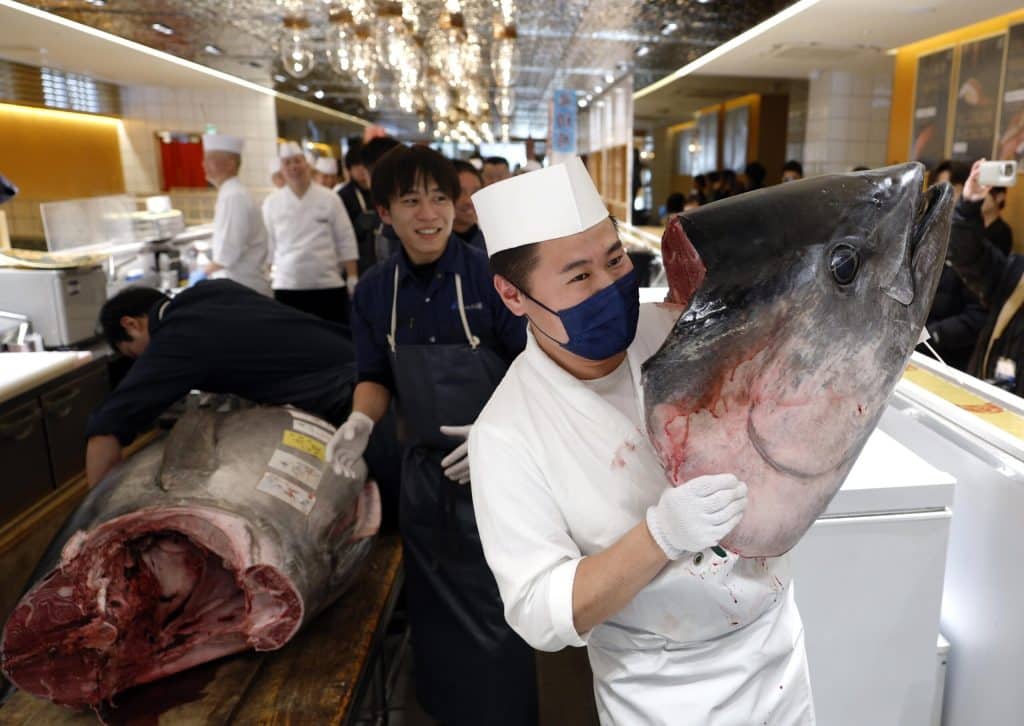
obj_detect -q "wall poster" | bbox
[910,48,954,168]
[997,23,1024,165]
[951,34,1007,161]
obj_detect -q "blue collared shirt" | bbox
[352,236,527,391]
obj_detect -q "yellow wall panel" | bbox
[0,103,124,200]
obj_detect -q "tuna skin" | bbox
[643,163,953,557]
[1,406,379,709]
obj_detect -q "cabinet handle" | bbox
[43,386,81,418]
[0,408,42,441]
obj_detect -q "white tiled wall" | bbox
[117,85,279,196]
[804,64,893,176]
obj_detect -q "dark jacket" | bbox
[925,266,988,371]
[86,280,356,444]
[947,199,1024,392]
[986,217,1013,257]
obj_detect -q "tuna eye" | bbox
[829,245,859,286]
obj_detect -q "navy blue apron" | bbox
[386,265,538,725]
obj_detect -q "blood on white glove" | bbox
[646,474,748,560]
[440,424,472,485]
[325,411,374,477]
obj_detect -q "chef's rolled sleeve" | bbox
[469,421,588,651]
[330,195,359,263]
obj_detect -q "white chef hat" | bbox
[314,157,338,175]
[278,141,304,159]
[269,157,282,174]
[202,133,243,155]
[472,156,608,257]
[304,151,316,166]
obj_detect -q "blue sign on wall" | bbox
[552,89,577,154]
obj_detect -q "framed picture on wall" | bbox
[997,23,1024,166]
[910,48,954,169]
[723,104,749,172]
[951,33,1007,162]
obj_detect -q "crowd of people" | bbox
[662,159,804,220]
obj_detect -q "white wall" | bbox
[117,85,278,196]
[803,62,893,176]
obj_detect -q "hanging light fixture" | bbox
[279,0,315,79]
[376,0,413,73]
[495,88,514,118]
[325,3,355,73]
[490,19,517,89]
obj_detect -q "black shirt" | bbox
[86,280,356,444]
[985,217,1013,257]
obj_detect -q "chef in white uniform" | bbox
[467,157,815,725]
[197,133,271,295]
[262,141,360,326]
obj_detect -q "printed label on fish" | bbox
[268,449,323,490]
[286,407,336,431]
[257,471,316,514]
[282,430,326,461]
[291,419,332,444]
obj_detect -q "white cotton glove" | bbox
[646,474,748,560]
[326,411,374,477]
[439,424,472,485]
[346,275,359,297]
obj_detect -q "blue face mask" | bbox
[523,269,641,361]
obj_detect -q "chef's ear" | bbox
[493,274,527,317]
[119,315,145,338]
[376,203,392,226]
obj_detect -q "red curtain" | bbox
[159,138,207,190]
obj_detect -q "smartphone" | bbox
[978,160,1018,187]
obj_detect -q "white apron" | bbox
[470,304,816,725]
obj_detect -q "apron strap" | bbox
[387,267,482,353]
[387,264,400,353]
[454,274,481,350]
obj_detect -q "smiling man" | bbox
[325,145,536,725]
[467,157,814,725]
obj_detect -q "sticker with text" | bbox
[269,448,323,490]
[257,471,315,514]
[282,430,326,461]
[292,419,332,444]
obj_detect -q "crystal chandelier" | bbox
[279,1,315,79]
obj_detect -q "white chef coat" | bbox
[469,303,815,725]
[209,177,271,295]
[261,182,359,290]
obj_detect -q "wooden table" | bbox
[0,535,404,726]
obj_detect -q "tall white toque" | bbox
[471,156,608,257]
[202,133,244,154]
[278,141,304,159]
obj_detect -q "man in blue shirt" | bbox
[325,145,535,725]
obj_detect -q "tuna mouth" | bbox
[660,217,707,310]
[910,181,949,255]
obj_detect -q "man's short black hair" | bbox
[665,192,685,214]
[371,145,461,208]
[99,286,167,347]
[744,161,766,187]
[991,186,1008,209]
[451,159,484,185]
[490,244,541,294]
[344,145,365,171]
[949,161,970,186]
[360,136,402,170]
[483,156,510,169]
[782,160,804,177]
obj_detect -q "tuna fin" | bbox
[158,410,219,491]
[349,481,381,541]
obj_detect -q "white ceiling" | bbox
[635,0,1021,103]
[0,0,367,126]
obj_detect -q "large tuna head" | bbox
[642,163,952,557]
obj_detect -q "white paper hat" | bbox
[202,133,243,154]
[278,141,303,159]
[269,157,282,174]
[472,156,608,257]
[314,157,338,175]
[304,151,316,166]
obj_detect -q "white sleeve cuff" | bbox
[547,558,589,647]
